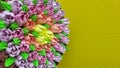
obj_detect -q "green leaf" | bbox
[19,0,23,2]
[29,44,36,51]
[44,10,48,15]
[21,52,29,60]
[32,0,37,5]
[22,28,29,35]
[47,40,51,44]
[45,59,49,65]
[42,24,50,29]
[54,62,57,68]
[51,47,59,56]
[38,49,46,56]
[31,31,39,37]
[58,20,63,24]
[30,14,37,22]
[12,38,21,45]
[0,20,6,30]
[9,22,18,30]
[51,47,56,52]
[22,5,28,12]
[65,45,69,51]
[0,41,8,51]
[0,1,12,11]
[60,43,69,51]
[32,59,39,67]
[54,8,58,13]
[61,31,68,36]
[54,34,61,39]
[4,57,16,67]
[43,0,48,5]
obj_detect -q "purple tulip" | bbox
[58,24,70,34]
[47,61,55,68]
[38,56,46,64]
[8,0,23,14]
[36,3,46,14]
[15,56,34,68]
[63,27,70,34]
[53,10,64,21]
[53,43,66,53]
[53,54,62,62]
[37,64,46,68]
[28,51,39,61]
[57,24,70,34]
[60,35,69,44]
[47,0,54,5]
[19,40,30,52]
[46,52,54,61]
[53,2,60,10]
[23,0,33,5]
[0,28,13,42]
[12,28,24,39]
[0,11,15,25]
[15,11,28,26]
[6,42,20,57]
[61,18,70,25]
[25,63,35,68]
[28,5,37,16]
[37,0,43,4]
[45,5,54,15]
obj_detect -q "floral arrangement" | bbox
[0,0,70,68]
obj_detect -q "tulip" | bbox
[15,11,28,26]
[8,0,23,14]
[12,28,24,40]
[0,28,13,42]
[19,40,30,52]
[28,51,39,61]
[0,11,15,25]
[6,42,20,57]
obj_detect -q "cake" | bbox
[0,0,70,68]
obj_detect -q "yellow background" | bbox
[57,0,120,68]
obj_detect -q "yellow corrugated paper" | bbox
[58,0,120,68]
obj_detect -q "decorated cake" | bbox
[0,0,70,68]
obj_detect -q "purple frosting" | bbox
[12,28,24,39]
[47,0,54,5]
[53,54,62,62]
[28,51,39,61]
[0,11,15,25]
[53,10,64,21]
[46,52,54,61]
[58,24,70,34]
[53,1,60,10]
[19,40,30,52]
[8,0,23,14]
[15,11,28,26]
[45,5,54,15]
[61,18,70,25]
[59,33,69,44]
[15,56,34,68]
[23,0,33,6]
[47,61,55,68]
[28,5,37,16]
[53,43,66,53]
[6,42,20,57]
[36,3,46,14]
[61,36,69,44]
[38,56,46,64]
[37,64,46,68]
[0,28,13,42]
